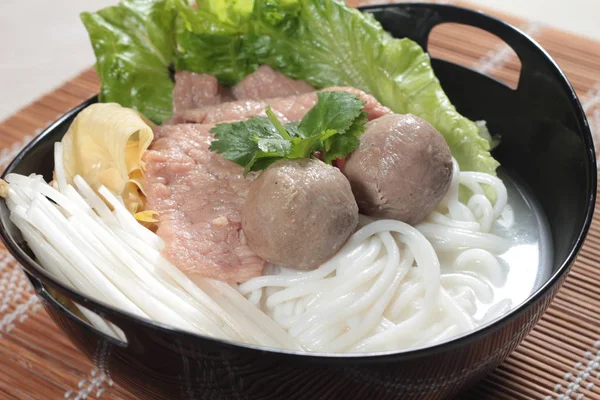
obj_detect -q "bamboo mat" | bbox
[1,1,600,399]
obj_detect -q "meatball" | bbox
[344,113,452,225]
[242,159,359,270]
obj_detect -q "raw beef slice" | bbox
[143,124,264,283]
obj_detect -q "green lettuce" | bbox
[82,0,499,177]
[81,0,182,123]
[178,0,498,176]
[194,0,254,24]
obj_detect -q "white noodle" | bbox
[5,149,512,353]
[240,158,513,352]
[53,143,67,193]
[4,172,298,347]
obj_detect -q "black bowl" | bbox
[0,3,596,400]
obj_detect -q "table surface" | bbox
[1,1,600,399]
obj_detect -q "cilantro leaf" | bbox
[256,137,291,154]
[298,91,365,138]
[324,111,367,164]
[284,121,301,138]
[288,128,337,160]
[265,107,292,140]
[209,91,368,174]
[209,116,290,175]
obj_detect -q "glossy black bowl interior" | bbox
[0,3,596,400]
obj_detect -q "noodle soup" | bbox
[0,0,557,356]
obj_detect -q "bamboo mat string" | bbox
[0,1,599,399]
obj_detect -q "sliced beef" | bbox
[322,87,391,120]
[172,72,233,113]
[171,67,390,126]
[232,65,314,100]
[173,66,312,116]
[175,87,391,124]
[143,124,264,283]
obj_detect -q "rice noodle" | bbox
[238,158,513,352]
[4,144,511,353]
[5,143,299,347]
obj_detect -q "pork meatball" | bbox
[344,113,452,225]
[242,159,359,270]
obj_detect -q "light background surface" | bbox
[0,0,597,122]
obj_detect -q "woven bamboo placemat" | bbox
[1,1,599,399]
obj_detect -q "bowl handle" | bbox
[368,3,559,91]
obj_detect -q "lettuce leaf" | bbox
[83,0,499,177]
[174,1,302,85]
[81,0,182,123]
[174,5,258,85]
[194,0,254,24]
[177,0,499,176]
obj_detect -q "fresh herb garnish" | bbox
[209,91,367,175]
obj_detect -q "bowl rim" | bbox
[0,2,596,362]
